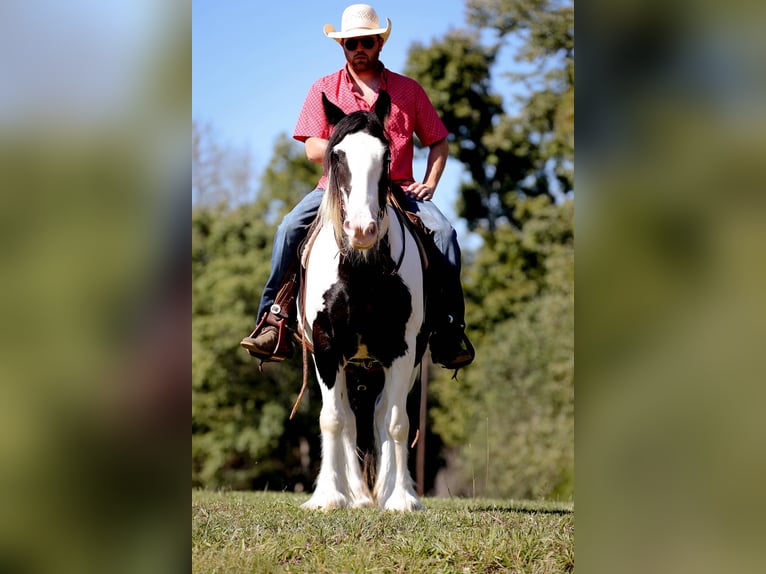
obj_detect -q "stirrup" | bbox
[241,305,295,362]
[429,321,475,374]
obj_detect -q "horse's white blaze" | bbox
[335,132,385,247]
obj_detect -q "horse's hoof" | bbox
[350,495,376,509]
[380,490,424,512]
[301,491,349,510]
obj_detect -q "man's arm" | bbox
[305,137,328,163]
[404,138,449,201]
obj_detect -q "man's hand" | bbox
[404,182,434,201]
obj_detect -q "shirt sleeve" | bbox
[293,80,332,143]
[413,82,449,147]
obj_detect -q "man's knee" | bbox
[280,191,322,233]
[431,222,455,242]
[415,204,452,236]
[277,208,314,247]
[279,208,303,232]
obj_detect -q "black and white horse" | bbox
[299,90,427,511]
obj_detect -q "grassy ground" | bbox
[192,490,573,573]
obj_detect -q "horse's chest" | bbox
[316,264,413,368]
[334,267,411,328]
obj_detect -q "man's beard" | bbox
[349,53,377,73]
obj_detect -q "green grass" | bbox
[192,490,573,573]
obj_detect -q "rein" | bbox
[290,256,312,420]
[390,204,407,274]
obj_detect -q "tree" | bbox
[405,0,573,233]
[402,0,574,499]
[468,0,573,192]
[430,198,574,500]
[192,129,323,490]
[192,120,258,206]
[463,195,573,332]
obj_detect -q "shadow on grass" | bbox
[471,505,574,515]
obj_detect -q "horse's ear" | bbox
[322,92,346,126]
[374,90,391,125]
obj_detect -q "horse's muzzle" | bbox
[344,219,378,250]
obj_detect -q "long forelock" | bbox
[319,152,347,249]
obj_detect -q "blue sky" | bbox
[193,0,485,241]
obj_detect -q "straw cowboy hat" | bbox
[323,4,392,45]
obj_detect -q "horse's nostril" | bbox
[344,219,377,239]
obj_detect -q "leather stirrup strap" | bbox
[247,262,299,362]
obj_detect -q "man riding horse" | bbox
[241,4,474,371]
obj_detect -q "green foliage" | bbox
[430,198,573,500]
[467,0,574,185]
[405,0,573,232]
[193,203,289,488]
[406,31,504,229]
[193,491,574,573]
[464,196,573,332]
[467,0,574,60]
[192,132,323,491]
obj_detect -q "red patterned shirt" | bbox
[293,64,449,190]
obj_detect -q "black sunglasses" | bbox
[343,36,377,51]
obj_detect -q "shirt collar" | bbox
[342,62,388,90]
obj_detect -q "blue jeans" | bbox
[256,188,463,322]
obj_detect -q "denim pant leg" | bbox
[398,196,462,274]
[257,188,324,319]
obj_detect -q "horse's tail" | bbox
[345,362,385,489]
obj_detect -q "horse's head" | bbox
[321,91,391,252]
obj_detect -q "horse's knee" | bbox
[387,406,409,443]
[388,422,408,443]
[320,408,344,435]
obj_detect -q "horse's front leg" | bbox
[338,380,375,508]
[373,357,423,511]
[302,367,351,510]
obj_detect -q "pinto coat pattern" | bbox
[299,91,427,511]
